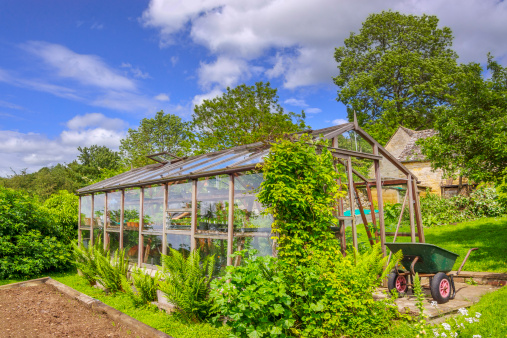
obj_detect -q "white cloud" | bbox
[142,0,507,90]
[22,41,136,91]
[198,57,249,90]
[284,98,308,107]
[121,62,151,79]
[332,118,348,125]
[192,88,223,107]
[90,22,104,30]
[66,113,128,131]
[0,113,128,176]
[306,108,322,114]
[155,93,170,101]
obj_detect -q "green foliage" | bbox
[412,274,428,336]
[120,110,192,168]
[73,237,106,285]
[42,190,79,244]
[0,187,73,279]
[334,11,458,144]
[420,55,507,182]
[159,248,216,322]
[95,248,130,293]
[76,145,122,183]
[255,134,401,337]
[192,82,308,154]
[121,265,161,307]
[210,251,295,337]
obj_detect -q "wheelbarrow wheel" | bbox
[388,271,408,297]
[431,272,452,304]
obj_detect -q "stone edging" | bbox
[450,271,507,286]
[0,277,172,338]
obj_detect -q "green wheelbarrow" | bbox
[385,243,478,304]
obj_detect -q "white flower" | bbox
[433,329,440,337]
[475,312,481,318]
[473,317,479,322]
[465,317,474,324]
[441,333,447,337]
[431,301,438,308]
[442,323,452,331]
[451,333,458,338]
[458,308,469,316]
[472,335,482,338]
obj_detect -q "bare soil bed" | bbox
[0,283,143,337]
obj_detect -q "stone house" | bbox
[374,126,475,197]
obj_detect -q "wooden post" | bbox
[373,144,386,256]
[413,179,425,243]
[78,196,82,246]
[346,158,357,250]
[354,187,374,246]
[365,183,379,243]
[162,184,168,256]
[407,174,416,243]
[104,193,108,251]
[191,179,197,251]
[138,187,144,265]
[90,194,94,247]
[120,189,125,249]
[227,175,235,266]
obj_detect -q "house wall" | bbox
[403,161,443,196]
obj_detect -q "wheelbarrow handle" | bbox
[457,248,478,275]
[410,256,420,276]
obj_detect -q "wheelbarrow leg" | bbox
[457,248,478,275]
[449,275,456,300]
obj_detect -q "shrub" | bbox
[73,236,106,285]
[42,190,79,244]
[0,187,73,279]
[95,248,129,293]
[210,251,295,337]
[158,248,216,322]
[121,265,160,307]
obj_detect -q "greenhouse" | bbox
[77,120,425,270]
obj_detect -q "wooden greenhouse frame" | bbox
[77,119,424,268]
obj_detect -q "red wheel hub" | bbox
[440,278,450,298]
[395,275,407,292]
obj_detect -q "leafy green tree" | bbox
[420,55,507,183]
[192,82,308,153]
[42,190,79,244]
[334,11,458,144]
[120,111,192,167]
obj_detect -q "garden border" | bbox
[0,277,172,338]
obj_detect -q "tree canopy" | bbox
[420,55,507,183]
[191,82,308,154]
[334,11,458,144]
[120,110,192,167]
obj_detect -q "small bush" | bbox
[210,251,294,337]
[95,248,129,293]
[73,236,106,285]
[121,265,160,307]
[0,187,73,279]
[159,248,216,322]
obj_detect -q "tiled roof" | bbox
[397,128,438,162]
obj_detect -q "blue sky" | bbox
[1,0,506,176]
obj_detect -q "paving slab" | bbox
[376,282,500,321]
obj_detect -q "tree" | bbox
[120,111,192,167]
[76,145,121,183]
[420,55,507,183]
[334,11,458,144]
[192,82,308,153]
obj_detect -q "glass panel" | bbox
[233,172,273,233]
[80,229,91,248]
[167,233,191,256]
[167,180,192,231]
[143,185,164,232]
[161,156,211,178]
[93,193,105,244]
[196,238,227,274]
[107,232,120,254]
[235,151,268,166]
[106,191,121,230]
[335,131,373,154]
[233,236,274,263]
[80,195,92,227]
[197,176,230,234]
[123,188,140,264]
[141,235,163,266]
[177,153,237,175]
[198,151,253,172]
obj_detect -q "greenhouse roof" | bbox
[77,122,415,194]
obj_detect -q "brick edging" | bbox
[450,271,507,286]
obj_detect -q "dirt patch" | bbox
[0,283,143,338]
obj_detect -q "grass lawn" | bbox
[350,216,507,273]
[0,271,229,338]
